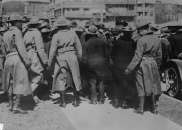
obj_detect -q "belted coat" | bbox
[49,29,82,92]
[23,28,48,91]
[2,26,31,95]
[127,33,162,96]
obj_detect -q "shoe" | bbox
[60,102,66,108]
[135,107,144,114]
[72,99,79,107]
[89,99,97,105]
[33,96,42,104]
[113,99,120,108]
[98,98,104,104]
[121,101,128,109]
[13,107,25,114]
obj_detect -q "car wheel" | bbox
[163,64,181,97]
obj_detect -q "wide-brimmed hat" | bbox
[70,21,77,28]
[28,17,40,26]
[8,14,23,22]
[150,24,159,32]
[39,21,50,29]
[54,17,69,27]
[39,15,49,20]
[88,25,98,34]
[136,23,151,30]
[41,27,51,33]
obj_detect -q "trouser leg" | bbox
[8,93,13,111]
[32,74,42,104]
[152,94,159,114]
[135,96,145,114]
[72,85,80,107]
[98,80,105,104]
[13,94,21,112]
[89,79,97,104]
[59,91,66,108]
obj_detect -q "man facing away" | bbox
[125,23,162,114]
[2,14,31,112]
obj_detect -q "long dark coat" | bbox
[2,26,31,95]
[83,34,112,81]
[111,37,136,99]
[127,33,162,96]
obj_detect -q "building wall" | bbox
[2,0,49,17]
[135,0,155,26]
[25,1,49,17]
[155,2,182,24]
[53,0,105,20]
[49,0,182,25]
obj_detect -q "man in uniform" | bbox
[49,17,82,107]
[0,25,6,89]
[23,17,48,103]
[2,14,31,112]
[125,23,162,114]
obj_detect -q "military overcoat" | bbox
[49,29,82,92]
[127,33,162,96]
[3,26,31,95]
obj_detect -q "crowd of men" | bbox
[0,13,167,115]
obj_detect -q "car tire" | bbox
[163,63,181,97]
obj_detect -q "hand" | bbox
[124,69,130,75]
[26,63,31,71]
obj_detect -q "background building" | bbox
[2,0,50,17]
[135,0,182,26]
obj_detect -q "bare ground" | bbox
[0,95,76,130]
[0,92,182,130]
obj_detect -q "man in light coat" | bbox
[125,23,162,114]
[3,14,31,112]
[23,17,48,103]
[49,17,82,107]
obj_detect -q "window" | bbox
[84,8,89,11]
[145,12,148,16]
[72,8,79,11]
[137,4,143,7]
[138,12,143,16]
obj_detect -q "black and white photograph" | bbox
[0,0,182,130]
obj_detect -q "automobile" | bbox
[161,25,182,97]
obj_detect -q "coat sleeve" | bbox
[126,38,144,72]
[34,31,48,65]
[15,29,31,67]
[48,34,57,67]
[161,38,171,60]
[74,32,82,58]
[0,36,6,57]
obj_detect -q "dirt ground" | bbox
[0,92,182,130]
[0,94,76,130]
[159,94,182,126]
